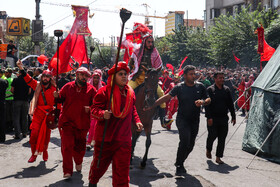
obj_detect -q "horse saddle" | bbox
[46,108,60,130]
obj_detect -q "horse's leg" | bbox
[131,131,141,164]
[140,125,152,168]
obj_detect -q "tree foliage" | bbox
[209,7,277,67]
[155,6,278,69]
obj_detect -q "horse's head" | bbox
[143,68,161,107]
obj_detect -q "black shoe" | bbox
[175,165,187,176]
[13,135,20,139]
[22,134,27,138]
[89,183,97,187]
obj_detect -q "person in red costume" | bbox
[17,60,56,163]
[86,69,106,150]
[54,67,97,179]
[159,70,173,93]
[164,74,180,130]
[88,62,143,187]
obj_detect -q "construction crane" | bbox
[41,1,167,20]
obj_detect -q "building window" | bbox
[272,0,279,8]
[210,8,220,19]
[226,6,233,15]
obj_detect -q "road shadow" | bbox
[22,141,30,148]
[129,157,173,187]
[206,160,239,174]
[129,157,203,187]
[48,172,85,187]
[50,137,61,148]
[0,161,58,180]
[84,149,94,158]
[175,173,204,187]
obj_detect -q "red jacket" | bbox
[91,85,141,142]
[23,74,56,126]
[58,81,96,130]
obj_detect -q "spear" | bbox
[88,46,95,70]
[97,8,132,168]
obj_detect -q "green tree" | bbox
[208,7,277,67]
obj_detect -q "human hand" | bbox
[207,119,213,126]
[53,91,59,98]
[104,110,112,120]
[232,119,236,126]
[84,106,90,113]
[16,59,24,70]
[136,122,143,132]
[195,99,204,107]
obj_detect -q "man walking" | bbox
[54,67,96,179]
[17,60,56,163]
[146,65,211,176]
[11,69,31,139]
[205,71,236,164]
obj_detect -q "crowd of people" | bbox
[0,34,258,187]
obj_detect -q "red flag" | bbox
[166,63,174,75]
[257,26,275,62]
[48,5,91,75]
[257,26,264,53]
[261,40,275,62]
[179,56,188,70]
[37,54,48,65]
[232,52,240,63]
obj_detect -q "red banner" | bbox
[48,5,91,75]
[257,26,264,54]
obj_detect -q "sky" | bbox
[2,0,205,43]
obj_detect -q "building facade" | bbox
[165,11,185,35]
[184,19,204,28]
[205,0,280,29]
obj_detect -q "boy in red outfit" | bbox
[88,62,143,187]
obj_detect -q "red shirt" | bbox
[91,85,141,142]
[58,81,96,130]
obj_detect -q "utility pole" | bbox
[34,0,41,57]
[186,10,188,29]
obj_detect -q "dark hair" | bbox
[183,65,196,75]
[27,70,34,77]
[9,40,13,43]
[36,68,43,74]
[214,71,224,78]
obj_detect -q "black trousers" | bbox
[0,101,6,142]
[206,117,228,158]
[175,118,199,166]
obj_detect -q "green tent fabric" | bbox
[242,46,280,163]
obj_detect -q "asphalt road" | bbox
[1,111,280,187]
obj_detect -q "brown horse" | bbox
[131,68,160,168]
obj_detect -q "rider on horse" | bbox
[128,34,166,126]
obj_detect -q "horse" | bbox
[131,68,161,168]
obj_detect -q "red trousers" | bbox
[87,119,97,144]
[29,122,51,155]
[59,126,88,175]
[89,141,131,186]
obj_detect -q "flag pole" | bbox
[97,8,132,168]
[54,30,63,124]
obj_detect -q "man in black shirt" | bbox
[6,40,18,63]
[11,70,31,139]
[147,65,211,176]
[205,72,236,164]
[0,77,8,143]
